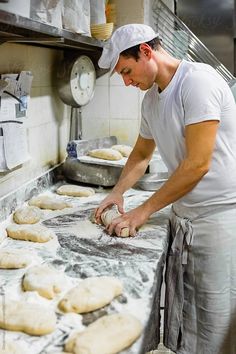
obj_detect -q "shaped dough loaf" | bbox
[111,144,133,157]
[13,206,42,224]
[65,313,142,354]
[6,224,55,243]
[28,195,72,210]
[0,249,32,269]
[23,264,67,299]
[88,148,123,161]
[0,300,56,335]
[57,184,95,197]
[101,208,130,237]
[58,276,122,313]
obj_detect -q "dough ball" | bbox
[65,313,142,354]
[88,148,123,161]
[6,224,55,243]
[28,195,72,210]
[57,184,95,197]
[13,206,42,224]
[101,208,130,237]
[111,144,133,157]
[58,276,123,313]
[0,299,56,335]
[0,249,32,269]
[23,264,67,299]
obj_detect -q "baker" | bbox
[94,23,236,353]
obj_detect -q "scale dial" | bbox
[69,55,96,107]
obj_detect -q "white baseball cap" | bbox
[98,24,159,75]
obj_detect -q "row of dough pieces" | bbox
[87,144,133,161]
[0,186,137,353]
[6,184,132,239]
[0,265,142,354]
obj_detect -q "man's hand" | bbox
[94,191,124,225]
[106,204,151,237]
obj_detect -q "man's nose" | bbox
[123,76,132,86]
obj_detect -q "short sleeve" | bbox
[140,95,153,139]
[182,69,225,126]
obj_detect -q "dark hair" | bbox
[120,36,161,60]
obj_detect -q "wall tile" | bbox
[96,72,109,86]
[83,85,109,119]
[110,119,140,145]
[82,116,110,140]
[110,86,139,119]
[110,73,124,86]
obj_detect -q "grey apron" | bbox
[164,204,236,354]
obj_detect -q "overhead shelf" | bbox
[0,10,104,52]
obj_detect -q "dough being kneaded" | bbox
[58,276,123,313]
[6,224,55,243]
[13,205,42,224]
[0,248,32,269]
[101,207,130,237]
[65,313,142,354]
[111,144,133,157]
[23,264,67,299]
[88,148,123,161]
[57,184,95,197]
[0,299,57,335]
[28,195,72,210]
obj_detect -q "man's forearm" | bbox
[142,158,208,215]
[113,153,150,195]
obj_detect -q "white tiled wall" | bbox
[83,71,144,146]
[0,43,69,197]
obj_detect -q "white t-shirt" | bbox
[140,60,236,208]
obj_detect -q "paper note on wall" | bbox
[0,71,33,171]
[1,123,30,170]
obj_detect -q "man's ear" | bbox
[139,43,152,58]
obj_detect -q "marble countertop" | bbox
[0,184,170,354]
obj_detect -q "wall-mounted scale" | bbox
[57,55,96,140]
[56,55,122,186]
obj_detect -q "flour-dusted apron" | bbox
[164,204,236,354]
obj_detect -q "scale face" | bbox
[69,55,96,107]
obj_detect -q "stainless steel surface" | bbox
[63,136,123,187]
[151,0,236,86]
[176,0,235,76]
[136,173,168,191]
[0,10,104,53]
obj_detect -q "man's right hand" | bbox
[94,191,124,225]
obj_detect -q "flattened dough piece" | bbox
[65,313,142,354]
[58,276,122,313]
[28,195,72,210]
[111,144,133,157]
[6,224,55,243]
[57,184,95,197]
[101,208,130,237]
[0,300,56,335]
[13,205,42,224]
[23,264,67,299]
[88,148,123,161]
[0,248,32,269]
